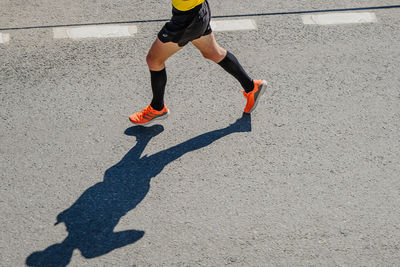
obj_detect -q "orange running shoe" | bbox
[242,80,267,113]
[129,104,169,125]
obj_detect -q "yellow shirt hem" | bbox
[172,0,205,11]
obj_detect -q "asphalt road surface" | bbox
[1,0,400,266]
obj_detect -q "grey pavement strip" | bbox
[1,2,400,266]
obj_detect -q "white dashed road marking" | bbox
[53,25,138,39]
[0,12,383,44]
[302,12,377,25]
[210,19,257,32]
[0,33,10,44]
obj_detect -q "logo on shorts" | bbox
[162,33,168,37]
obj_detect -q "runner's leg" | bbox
[191,32,227,63]
[146,38,182,110]
[147,38,182,71]
[191,33,254,92]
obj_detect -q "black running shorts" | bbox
[158,0,212,47]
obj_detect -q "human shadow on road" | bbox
[26,113,251,267]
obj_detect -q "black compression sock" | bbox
[150,68,167,111]
[218,51,254,93]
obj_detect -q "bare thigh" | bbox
[191,33,227,63]
[146,38,183,71]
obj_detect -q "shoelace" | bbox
[137,105,153,118]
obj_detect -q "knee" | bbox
[201,48,227,63]
[201,52,214,61]
[146,53,164,70]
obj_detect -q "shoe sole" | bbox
[249,80,267,113]
[130,110,169,126]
